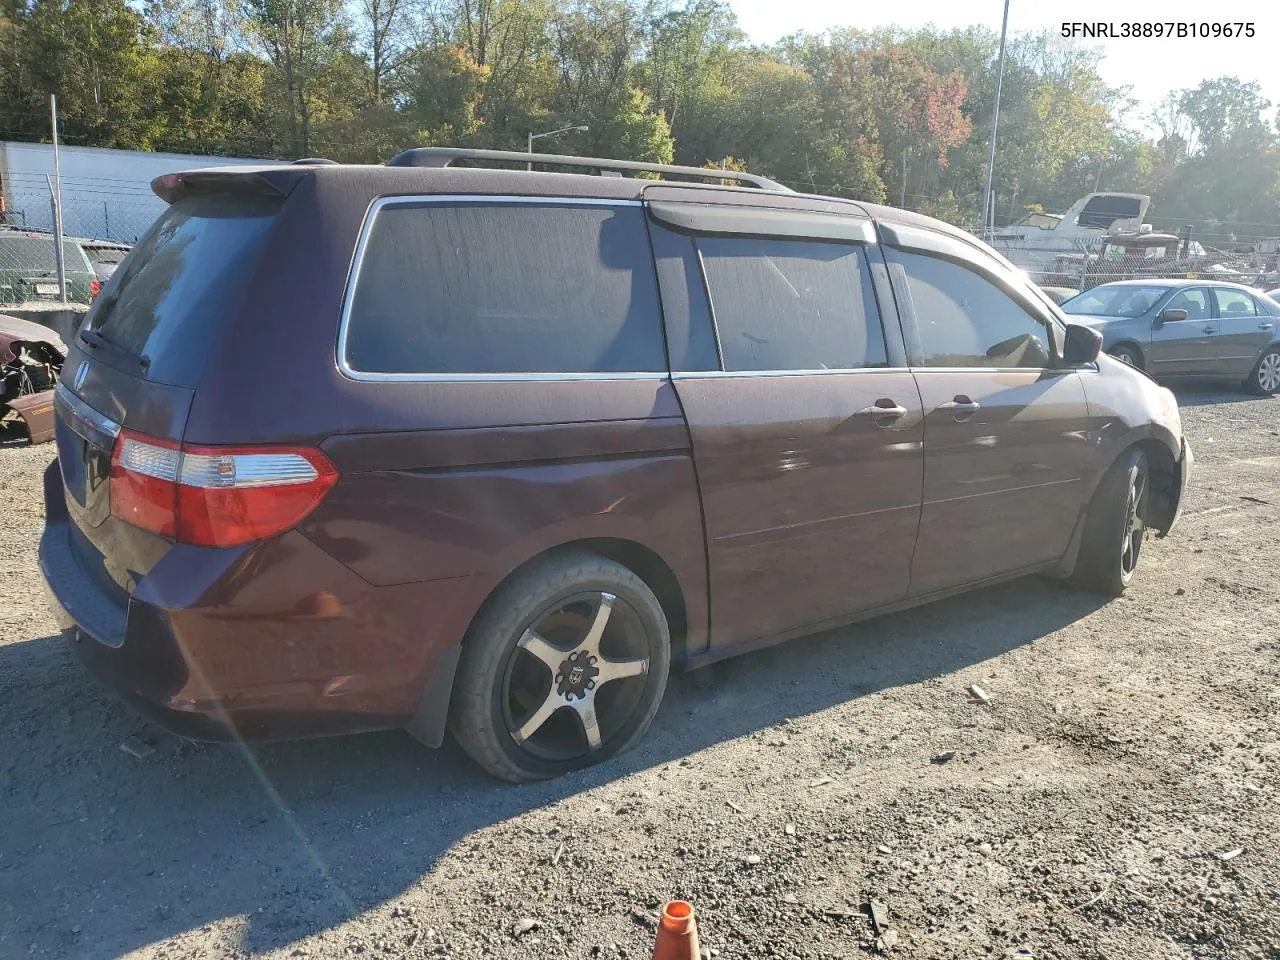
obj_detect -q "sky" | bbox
[726,0,1280,131]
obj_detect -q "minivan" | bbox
[40,149,1192,782]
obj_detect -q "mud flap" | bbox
[404,644,462,749]
[1154,438,1193,539]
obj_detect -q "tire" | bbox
[1071,447,1150,596]
[1245,348,1280,396]
[1108,344,1142,369]
[448,551,671,783]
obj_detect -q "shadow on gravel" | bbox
[0,577,1107,958]
[1167,383,1267,407]
[0,418,37,448]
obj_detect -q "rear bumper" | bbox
[38,462,469,744]
[40,519,232,740]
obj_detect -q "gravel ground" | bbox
[0,386,1277,960]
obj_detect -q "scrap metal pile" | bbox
[0,313,63,444]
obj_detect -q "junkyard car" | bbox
[40,150,1193,781]
[0,231,98,304]
[1062,279,1280,394]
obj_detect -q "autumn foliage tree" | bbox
[0,0,1276,233]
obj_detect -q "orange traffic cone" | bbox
[653,901,700,960]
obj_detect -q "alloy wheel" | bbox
[501,591,650,762]
[1120,465,1146,577]
[1257,352,1280,393]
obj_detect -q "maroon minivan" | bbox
[40,149,1192,781]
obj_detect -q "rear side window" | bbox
[83,193,281,386]
[887,248,1051,368]
[344,201,665,375]
[1212,288,1258,317]
[698,237,886,371]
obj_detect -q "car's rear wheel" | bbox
[448,551,671,783]
[1071,447,1149,596]
[1108,344,1142,369]
[1245,348,1280,396]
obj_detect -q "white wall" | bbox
[0,142,283,243]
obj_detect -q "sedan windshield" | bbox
[1063,284,1168,318]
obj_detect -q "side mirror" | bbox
[1155,307,1188,327]
[1062,323,1103,365]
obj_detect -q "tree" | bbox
[1176,77,1271,154]
[16,0,167,149]
[242,0,349,154]
[399,42,490,142]
[598,85,671,162]
[356,0,409,103]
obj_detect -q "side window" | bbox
[1212,288,1258,318]
[886,248,1051,369]
[648,224,718,371]
[344,201,665,375]
[1165,288,1209,320]
[697,237,887,372]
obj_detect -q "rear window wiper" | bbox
[78,328,150,373]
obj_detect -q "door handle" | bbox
[856,399,909,426]
[1260,322,1274,330]
[1202,325,1216,335]
[939,396,981,421]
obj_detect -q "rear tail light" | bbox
[90,278,101,300]
[110,430,338,547]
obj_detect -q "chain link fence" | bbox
[1,179,159,308]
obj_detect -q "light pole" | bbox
[527,124,589,170]
[980,0,1011,241]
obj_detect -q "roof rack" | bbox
[385,147,791,192]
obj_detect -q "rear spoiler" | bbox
[150,166,314,204]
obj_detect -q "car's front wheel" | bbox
[1071,447,1150,596]
[448,551,671,782]
[1246,347,1280,396]
[1108,344,1142,369]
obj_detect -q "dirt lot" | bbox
[1,386,1277,960]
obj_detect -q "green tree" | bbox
[242,0,350,154]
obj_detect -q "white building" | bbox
[0,141,283,243]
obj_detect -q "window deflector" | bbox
[647,202,876,245]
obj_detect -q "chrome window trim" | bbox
[906,366,1065,374]
[336,194,667,383]
[54,381,121,439]
[672,367,907,379]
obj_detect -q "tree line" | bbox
[1,0,1278,235]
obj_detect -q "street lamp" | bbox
[527,124,589,170]
[980,0,1011,241]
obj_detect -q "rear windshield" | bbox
[82,193,280,385]
[0,235,90,272]
[87,247,129,265]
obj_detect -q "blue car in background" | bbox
[1061,279,1280,395]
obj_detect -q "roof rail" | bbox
[292,157,339,165]
[385,147,791,192]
